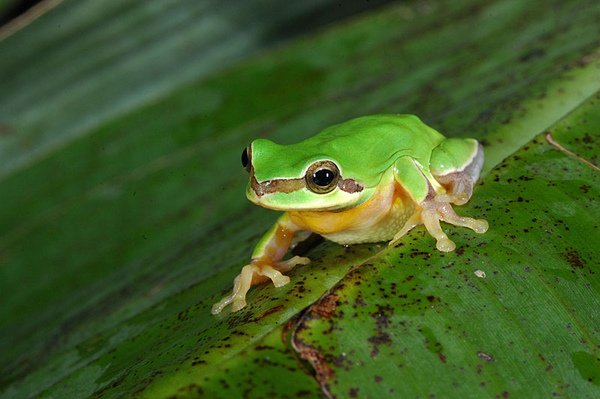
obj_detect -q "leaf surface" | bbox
[292,92,600,398]
[1,1,599,397]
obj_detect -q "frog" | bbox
[211,114,488,314]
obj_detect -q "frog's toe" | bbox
[212,291,238,315]
[275,256,310,272]
[420,195,488,252]
[273,275,290,288]
[231,297,248,312]
[259,265,291,287]
[211,298,230,315]
[212,265,256,314]
[436,237,456,252]
[449,192,469,206]
[471,219,489,233]
[438,204,488,234]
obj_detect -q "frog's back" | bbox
[254,115,445,188]
[311,114,441,143]
[298,114,445,185]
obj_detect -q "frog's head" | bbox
[241,138,377,212]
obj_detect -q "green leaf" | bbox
[1,1,600,398]
[292,92,600,398]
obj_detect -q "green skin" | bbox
[249,114,478,210]
[212,115,488,314]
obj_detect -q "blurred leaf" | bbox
[1,0,599,398]
[0,0,19,18]
[0,0,389,178]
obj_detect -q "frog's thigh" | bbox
[392,156,430,204]
[430,139,483,205]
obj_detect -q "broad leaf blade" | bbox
[0,0,382,179]
[291,92,600,398]
[1,1,600,397]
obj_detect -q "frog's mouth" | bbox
[250,173,364,197]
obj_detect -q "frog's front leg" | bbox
[211,213,310,314]
[390,144,488,252]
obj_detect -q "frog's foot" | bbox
[421,197,488,252]
[211,256,310,314]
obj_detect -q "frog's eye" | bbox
[241,147,251,172]
[305,160,339,194]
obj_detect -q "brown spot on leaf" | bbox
[579,184,590,194]
[257,305,285,320]
[291,293,344,398]
[565,249,585,269]
[312,293,339,318]
[438,352,447,363]
[292,340,334,395]
[372,304,393,329]
[368,332,392,357]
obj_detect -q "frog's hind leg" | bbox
[390,150,488,252]
[430,138,484,205]
[426,139,487,250]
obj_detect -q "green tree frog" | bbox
[212,115,488,314]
